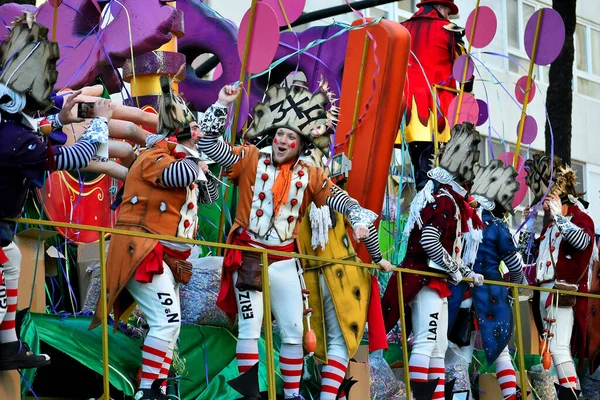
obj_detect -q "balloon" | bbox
[447,93,479,125]
[524,8,565,66]
[465,6,497,48]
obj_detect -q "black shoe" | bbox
[411,378,440,400]
[554,383,581,400]
[228,363,262,400]
[337,377,358,399]
[0,341,50,371]
[133,380,169,400]
[444,378,456,400]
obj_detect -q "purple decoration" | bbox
[34,0,179,91]
[122,51,187,78]
[524,8,565,66]
[465,6,497,49]
[452,55,474,83]
[519,115,538,145]
[515,75,537,104]
[476,99,488,126]
[0,4,37,38]
[178,0,347,132]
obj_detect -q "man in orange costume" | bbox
[400,0,472,189]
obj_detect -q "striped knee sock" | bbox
[556,361,579,389]
[320,355,348,400]
[494,358,517,398]
[140,336,169,389]
[0,278,18,343]
[236,339,259,374]
[428,357,445,400]
[280,344,303,398]
[158,345,174,394]
[409,353,430,383]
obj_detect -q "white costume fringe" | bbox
[403,179,435,239]
[309,203,332,250]
[462,216,483,267]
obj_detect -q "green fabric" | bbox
[19,312,42,398]
[30,313,283,399]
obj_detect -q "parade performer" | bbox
[0,14,111,370]
[382,122,485,399]
[199,81,386,399]
[397,0,472,190]
[520,157,595,399]
[447,160,525,400]
[89,77,219,400]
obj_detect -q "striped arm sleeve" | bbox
[197,135,239,169]
[502,252,524,283]
[562,229,591,251]
[54,141,99,170]
[518,231,537,264]
[198,177,219,204]
[326,185,357,214]
[363,224,382,263]
[420,225,446,267]
[161,158,199,187]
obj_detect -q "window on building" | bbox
[574,22,600,101]
[504,0,543,83]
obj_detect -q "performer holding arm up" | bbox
[519,156,594,400]
[200,81,387,399]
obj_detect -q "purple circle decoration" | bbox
[465,6,497,49]
[238,3,281,74]
[476,99,489,126]
[447,94,480,126]
[514,76,537,104]
[524,8,565,66]
[518,115,538,145]
[263,0,306,26]
[452,55,474,83]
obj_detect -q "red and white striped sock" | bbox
[236,339,259,374]
[280,344,303,398]
[320,355,348,400]
[556,361,579,389]
[409,353,430,383]
[0,278,18,343]
[139,336,169,389]
[158,345,174,394]
[494,357,517,398]
[428,357,445,400]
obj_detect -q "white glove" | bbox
[465,271,484,286]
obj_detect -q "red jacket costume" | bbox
[382,184,482,331]
[401,6,466,143]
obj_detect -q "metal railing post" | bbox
[261,251,277,400]
[99,232,110,398]
[512,285,528,393]
[397,270,412,398]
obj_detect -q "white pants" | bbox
[410,286,448,358]
[539,288,574,366]
[320,274,349,361]
[0,243,21,323]
[234,258,303,344]
[126,263,181,343]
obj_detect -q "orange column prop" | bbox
[334,18,410,261]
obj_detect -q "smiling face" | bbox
[272,128,302,164]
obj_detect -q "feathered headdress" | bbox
[244,79,338,156]
[470,159,520,214]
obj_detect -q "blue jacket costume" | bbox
[447,209,517,364]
